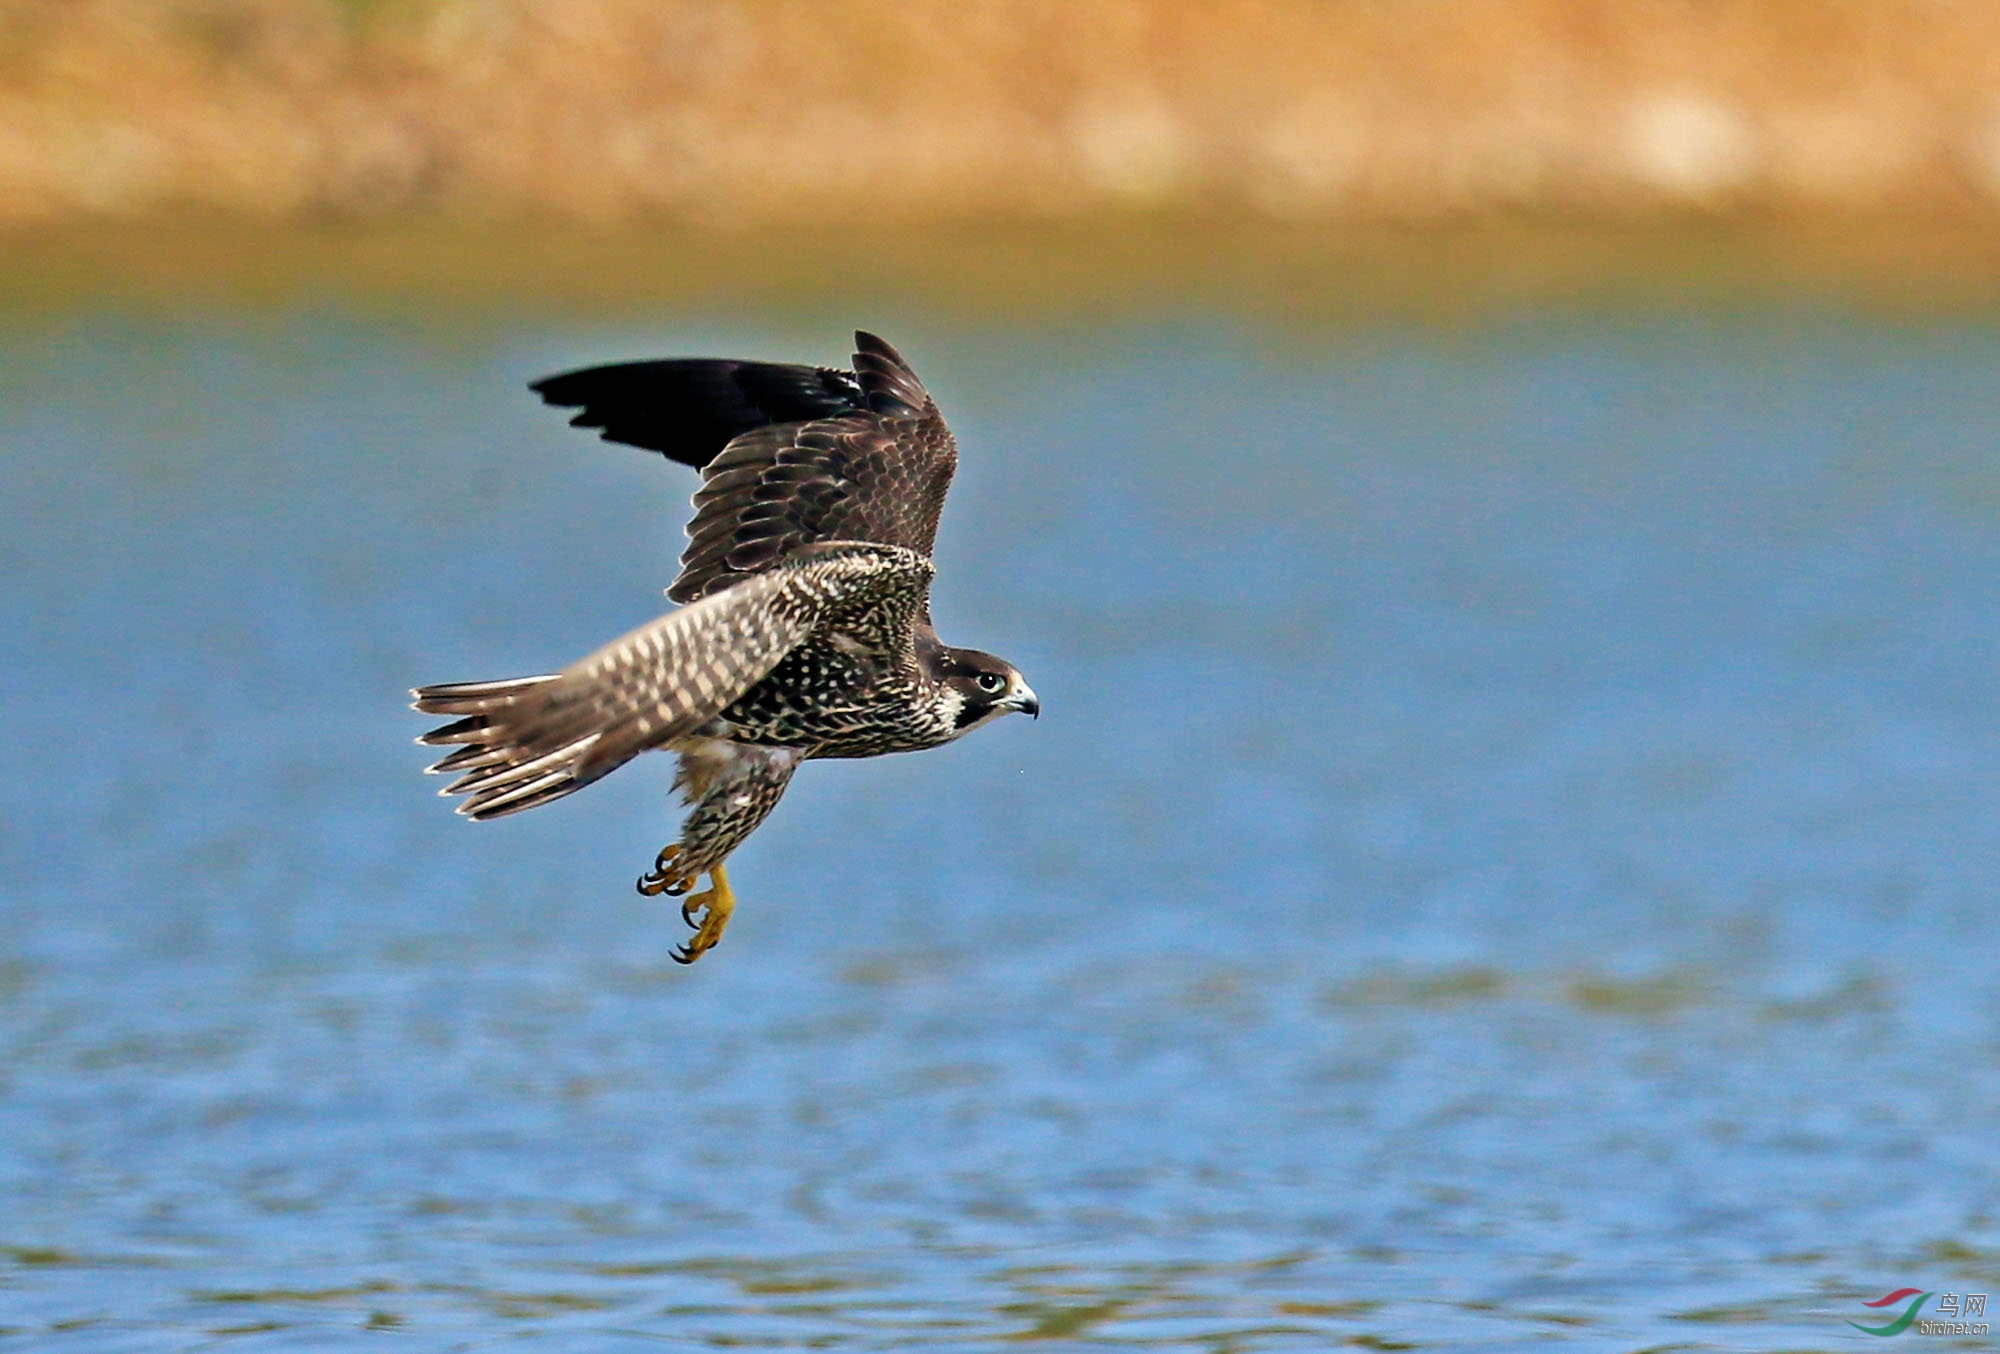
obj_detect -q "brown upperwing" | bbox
[534,331,958,609]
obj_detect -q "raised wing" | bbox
[532,357,866,469]
[414,543,935,819]
[670,332,957,604]
[535,332,959,606]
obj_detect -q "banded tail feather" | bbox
[413,675,606,819]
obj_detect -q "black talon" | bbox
[681,900,703,929]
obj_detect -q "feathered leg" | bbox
[637,740,803,963]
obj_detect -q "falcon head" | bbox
[938,647,1039,734]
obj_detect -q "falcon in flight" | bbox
[413,332,1038,963]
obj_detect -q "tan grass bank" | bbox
[4,0,2000,227]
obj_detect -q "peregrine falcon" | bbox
[413,332,1038,963]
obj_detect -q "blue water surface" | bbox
[1,308,1997,1349]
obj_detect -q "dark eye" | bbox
[976,672,1006,695]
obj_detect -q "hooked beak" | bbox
[1008,681,1040,720]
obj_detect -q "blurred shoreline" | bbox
[5,0,2000,230]
[9,216,2000,321]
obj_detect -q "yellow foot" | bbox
[636,843,694,897]
[671,863,735,966]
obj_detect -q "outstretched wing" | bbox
[674,333,957,604]
[536,332,959,607]
[414,543,935,819]
[530,358,865,469]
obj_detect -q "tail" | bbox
[414,674,616,820]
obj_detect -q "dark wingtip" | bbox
[528,367,583,408]
[853,329,897,357]
[851,331,927,417]
[524,356,873,470]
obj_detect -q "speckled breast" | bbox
[715,634,952,758]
